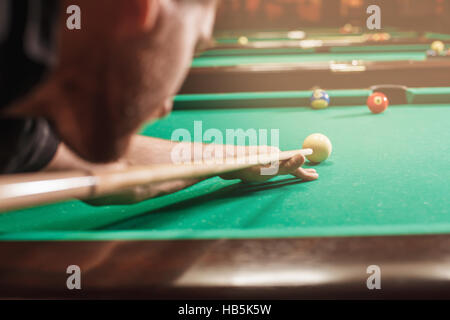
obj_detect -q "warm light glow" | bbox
[174,267,336,287]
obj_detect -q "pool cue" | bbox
[0,148,313,213]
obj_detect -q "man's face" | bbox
[144,0,218,121]
[51,0,218,162]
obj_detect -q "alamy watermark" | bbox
[170,121,281,176]
[366,5,382,30]
[66,5,81,30]
[66,265,81,290]
[63,4,382,31]
[367,265,382,290]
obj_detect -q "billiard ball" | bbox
[367,92,389,114]
[340,23,353,34]
[310,89,330,109]
[238,36,249,45]
[302,133,332,163]
[431,40,445,54]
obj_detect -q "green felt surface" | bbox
[330,44,431,53]
[213,30,450,44]
[201,44,433,57]
[0,89,449,241]
[201,48,316,57]
[192,52,427,68]
[425,32,450,41]
[174,88,450,109]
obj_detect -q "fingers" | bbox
[278,154,305,175]
[279,154,319,181]
[292,167,319,181]
[221,150,320,183]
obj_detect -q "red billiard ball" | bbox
[367,92,389,114]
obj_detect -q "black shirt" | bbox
[0,0,59,173]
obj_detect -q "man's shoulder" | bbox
[0,0,59,109]
[0,0,59,62]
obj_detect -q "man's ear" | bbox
[141,0,160,31]
[120,0,160,37]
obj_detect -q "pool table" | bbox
[180,32,450,93]
[206,30,433,55]
[212,27,415,43]
[0,87,449,299]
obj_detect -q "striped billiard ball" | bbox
[426,49,438,57]
[310,89,330,109]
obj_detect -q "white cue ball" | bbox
[302,133,332,163]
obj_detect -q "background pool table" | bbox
[202,31,449,57]
[181,31,450,93]
[0,87,449,299]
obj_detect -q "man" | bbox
[0,0,318,204]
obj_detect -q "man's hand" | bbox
[46,136,319,206]
[221,154,318,183]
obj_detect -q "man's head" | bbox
[11,0,218,162]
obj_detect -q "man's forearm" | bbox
[46,134,279,172]
[45,135,214,172]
